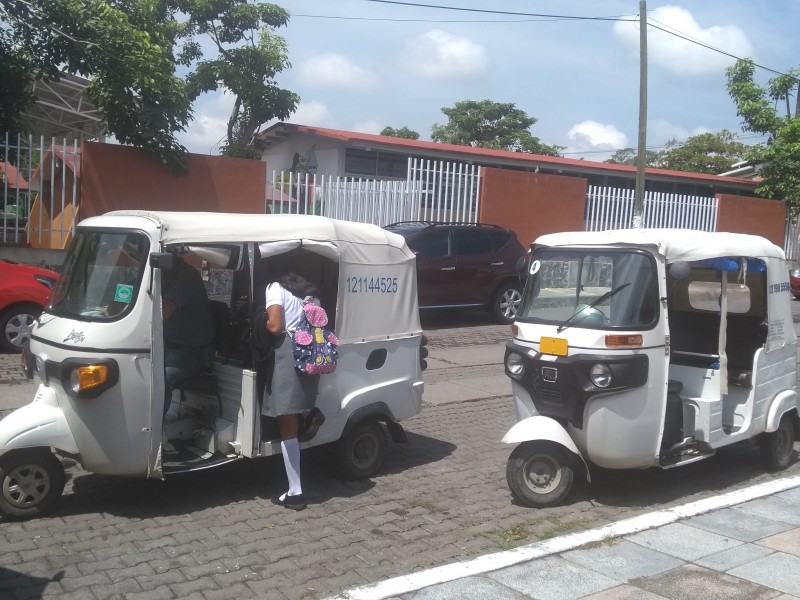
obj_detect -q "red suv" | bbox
[384,221,527,323]
[0,259,58,352]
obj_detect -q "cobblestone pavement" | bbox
[2,310,800,599]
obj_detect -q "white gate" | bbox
[585,185,719,232]
[265,158,481,226]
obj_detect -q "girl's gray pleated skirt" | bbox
[262,332,320,417]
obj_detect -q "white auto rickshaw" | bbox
[0,211,426,519]
[503,229,799,507]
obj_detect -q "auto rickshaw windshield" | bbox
[49,230,149,321]
[517,248,659,329]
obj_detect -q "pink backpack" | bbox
[292,300,339,375]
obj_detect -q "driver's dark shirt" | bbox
[162,261,214,347]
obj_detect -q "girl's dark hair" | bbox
[279,272,319,299]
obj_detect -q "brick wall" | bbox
[478,167,587,247]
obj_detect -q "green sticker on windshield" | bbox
[115,284,134,304]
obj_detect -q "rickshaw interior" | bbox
[665,257,768,448]
[160,241,340,470]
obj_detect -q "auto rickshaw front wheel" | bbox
[759,414,796,472]
[336,420,388,480]
[0,448,65,520]
[507,442,574,508]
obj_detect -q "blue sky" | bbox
[178,1,800,162]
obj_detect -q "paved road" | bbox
[1,308,800,599]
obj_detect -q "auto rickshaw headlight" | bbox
[69,365,109,394]
[589,363,612,388]
[506,352,525,378]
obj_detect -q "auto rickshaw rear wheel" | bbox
[0,448,65,520]
[336,420,388,480]
[506,442,574,508]
[759,414,796,472]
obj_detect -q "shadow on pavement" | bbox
[46,431,456,520]
[535,442,797,511]
[0,568,63,599]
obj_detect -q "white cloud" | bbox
[565,121,629,158]
[296,53,378,90]
[353,120,383,135]
[287,101,333,127]
[648,119,710,146]
[179,93,234,154]
[613,6,754,77]
[401,29,489,80]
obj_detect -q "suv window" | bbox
[453,229,492,256]
[488,230,513,252]
[411,230,449,258]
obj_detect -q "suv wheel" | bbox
[490,282,522,324]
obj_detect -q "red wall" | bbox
[80,142,265,219]
[479,168,587,247]
[715,193,787,248]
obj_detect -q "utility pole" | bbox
[633,0,647,228]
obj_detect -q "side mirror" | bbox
[149,252,176,270]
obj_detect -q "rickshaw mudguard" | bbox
[765,390,800,435]
[502,415,590,481]
[0,386,78,455]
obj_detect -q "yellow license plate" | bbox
[540,337,568,356]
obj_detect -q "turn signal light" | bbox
[69,365,109,393]
[605,335,643,348]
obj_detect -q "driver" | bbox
[162,253,215,415]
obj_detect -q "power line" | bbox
[291,1,797,81]
[362,0,632,22]
[645,19,796,79]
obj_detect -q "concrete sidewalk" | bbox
[332,475,800,600]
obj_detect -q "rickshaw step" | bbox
[659,438,714,467]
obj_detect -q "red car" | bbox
[0,259,58,352]
[791,268,800,300]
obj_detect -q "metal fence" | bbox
[265,158,482,226]
[585,185,719,232]
[784,219,800,261]
[1,133,80,247]
[5,133,798,257]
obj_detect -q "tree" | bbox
[380,126,420,140]
[183,1,298,159]
[1,0,191,170]
[430,100,561,156]
[726,58,800,213]
[605,131,748,175]
[658,131,748,174]
[0,0,298,171]
[605,148,660,167]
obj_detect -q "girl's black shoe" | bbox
[272,493,307,511]
[298,408,325,442]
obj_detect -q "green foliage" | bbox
[659,131,748,174]
[726,58,800,214]
[605,148,659,167]
[431,99,562,156]
[606,131,748,175]
[182,1,298,158]
[380,126,420,140]
[0,0,298,170]
[1,0,191,171]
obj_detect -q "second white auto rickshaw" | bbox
[0,211,426,519]
[503,229,799,507]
